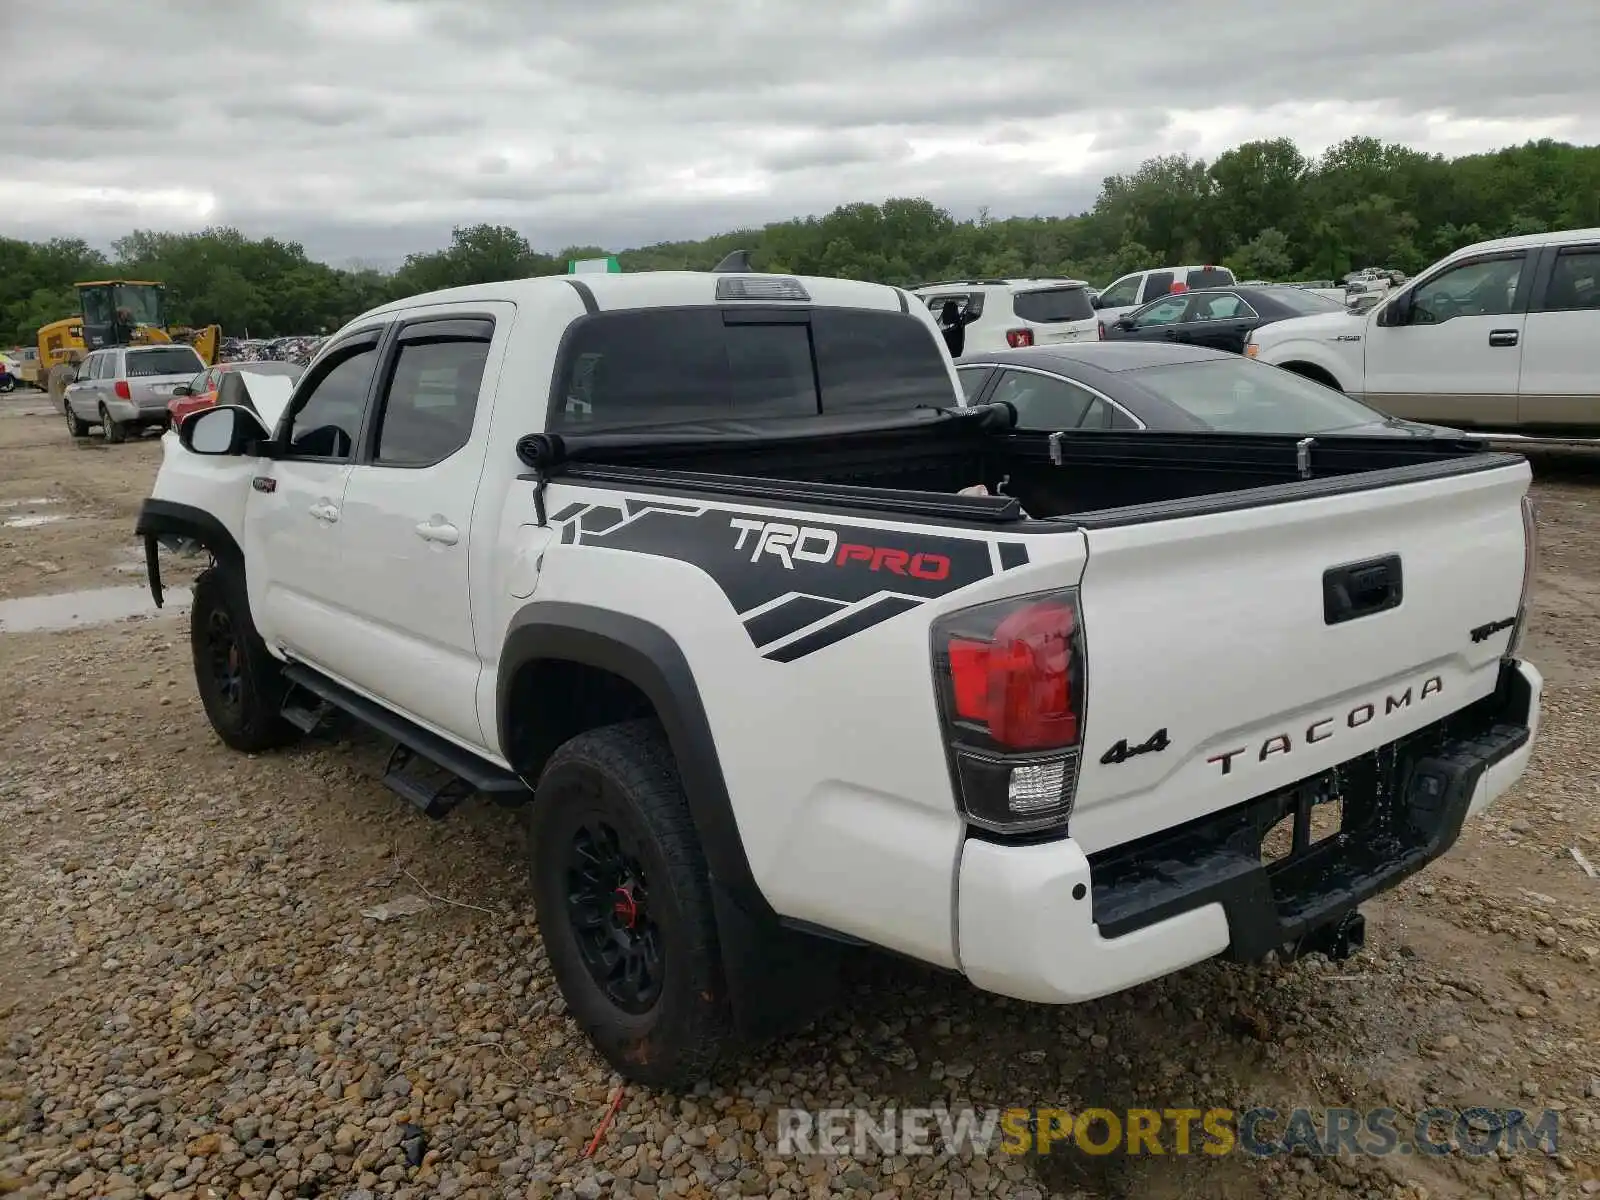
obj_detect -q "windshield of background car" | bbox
[1130,358,1388,434]
[1012,286,1095,323]
[1262,287,1347,315]
[553,307,956,432]
[125,347,204,377]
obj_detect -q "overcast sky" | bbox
[3,0,1596,268]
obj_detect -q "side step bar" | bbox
[280,664,530,818]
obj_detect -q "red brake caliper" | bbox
[612,885,639,928]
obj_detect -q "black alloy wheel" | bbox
[565,818,664,1014]
[204,606,245,719]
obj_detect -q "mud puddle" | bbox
[0,584,192,633]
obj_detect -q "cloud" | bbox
[2,0,1597,266]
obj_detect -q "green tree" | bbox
[1227,228,1293,280]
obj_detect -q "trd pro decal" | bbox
[553,499,1029,661]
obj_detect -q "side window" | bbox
[991,370,1094,429]
[95,354,113,380]
[1097,275,1140,308]
[956,366,993,401]
[374,336,492,466]
[1189,293,1252,321]
[1540,248,1600,312]
[1132,296,1190,328]
[285,345,379,460]
[1408,255,1525,324]
[1141,271,1175,302]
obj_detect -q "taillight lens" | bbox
[933,590,1085,834]
[1005,328,1034,348]
[1097,321,1106,340]
[1508,494,1538,657]
[114,380,131,400]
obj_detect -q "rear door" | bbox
[1183,292,1257,353]
[328,304,512,749]
[1011,285,1098,345]
[1069,459,1532,853]
[124,346,206,419]
[1516,242,1600,430]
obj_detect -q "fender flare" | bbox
[134,498,244,606]
[497,601,773,922]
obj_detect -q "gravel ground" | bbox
[0,401,1597,1199]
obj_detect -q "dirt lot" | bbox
[0,396,1596,1200]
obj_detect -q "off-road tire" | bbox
[528,719,732,1089]
[99,404,126,444]
[189,566,297,753]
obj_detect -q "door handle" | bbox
[415,518,459,545]
[308,501,340,523]
[1488,329,1519,347]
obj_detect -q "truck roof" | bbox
[1455,226,1600,257]
[359,271,911,321]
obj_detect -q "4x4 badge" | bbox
[1100,727,1171,766]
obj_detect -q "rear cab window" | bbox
[552,307,957,432]
[125,346,205,378]
[1185,267,1235,291]
[1012,286,1095,324]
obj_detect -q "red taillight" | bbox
[934,591,1084,833]
[1097,321,1106,340]
[1005,328,1034,348]
[114,380,131,400]
[946,603,1077,749]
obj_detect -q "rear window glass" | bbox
[125,347,204,377]
[1130,358,1384,434]
[553,307,956,432]
[1185,267,1235,290]
[1265,287,1346,315]
[1012,287,1094,323]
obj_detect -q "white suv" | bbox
[911,278,1099,355]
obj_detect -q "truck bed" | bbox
[521,407,1518,527]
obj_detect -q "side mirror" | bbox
[1377,292,1412,327]
[172,384,192,397]
[1116,314,1135,329]
[1091,295,1105,310]
[180,404,270,456]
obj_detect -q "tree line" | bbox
[4,134,1597,346]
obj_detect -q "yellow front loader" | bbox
[40,281,220,406]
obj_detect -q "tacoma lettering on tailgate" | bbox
[1206,675,1444,776]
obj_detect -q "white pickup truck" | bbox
[137,265,1542,1087]
[1248,228,1600,436]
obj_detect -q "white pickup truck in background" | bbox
[1248,228,1600,436]
[138,264,1542,1086]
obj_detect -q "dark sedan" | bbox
[1099,284,1346,353]
[953,342,1451,436]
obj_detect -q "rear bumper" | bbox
[956,657,1541,1004]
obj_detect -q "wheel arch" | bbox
[497,601,772,923]
[134,498,247,607]
[1277,359,1345,391]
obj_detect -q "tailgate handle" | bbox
[1323,554,1403,625]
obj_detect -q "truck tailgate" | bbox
[1069,460,1531,854]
